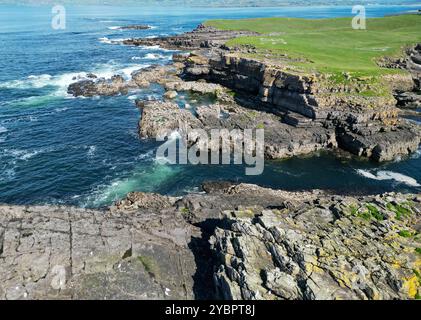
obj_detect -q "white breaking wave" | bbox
[119,64,149,79]
[86,145,97,158]
[98,37,113,44]
[144,53,168,60]
[410,146,421,160]
[0,61,149,100]
[0,148,39,161]
[0,74,52,90]
[0,145,61,162]
[107,26,122,30]
[132,53,169,61]
[98,37,130,45]
[356,169,420,187]
[54,107,69,113]
[0,126,7,134]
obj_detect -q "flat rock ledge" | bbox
[0,184,420,300]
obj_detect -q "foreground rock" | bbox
[0,184,420,300]
[210,185,421,300]
[0,203,198,300]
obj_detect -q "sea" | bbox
[0,4,420,207]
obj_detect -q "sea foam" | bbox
[357,169,420,187]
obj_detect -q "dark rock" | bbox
[118,25,151,30]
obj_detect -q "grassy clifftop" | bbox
[205,15,421,93]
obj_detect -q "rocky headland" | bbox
[67,23,421,162]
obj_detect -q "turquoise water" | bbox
[0,4,420,207]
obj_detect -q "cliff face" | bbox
[1,184,420,300]
[181,51,421,162]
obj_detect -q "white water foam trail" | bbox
[0,61,149,104]
[410,146,421,159]
[356,169,421,187]
[84,162,178,208]
[98,37,130,45]
[0,146,57,161]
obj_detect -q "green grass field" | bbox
[205,15,421,81]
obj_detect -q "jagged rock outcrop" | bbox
[67,65,183,98]
[131,64,181,88]
[67,75,131,97]
[137,100,204,139]
[208,184,421,300]
[336,120,421,162]
[137,98,337,159]
[381,44,421,108]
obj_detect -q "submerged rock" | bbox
[67,75,130,97]
[163,90,178,100]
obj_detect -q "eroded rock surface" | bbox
[0,205,198,300]
[207,184,421,300]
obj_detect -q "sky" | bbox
[1,0,421,7]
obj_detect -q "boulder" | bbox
[163,90,178,100]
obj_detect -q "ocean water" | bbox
[0,4,420,207]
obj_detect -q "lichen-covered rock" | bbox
[209,185,421,300]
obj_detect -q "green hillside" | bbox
[206,15,421,83]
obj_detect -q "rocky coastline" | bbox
[2,22,421,301]
[68,24,421,162]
